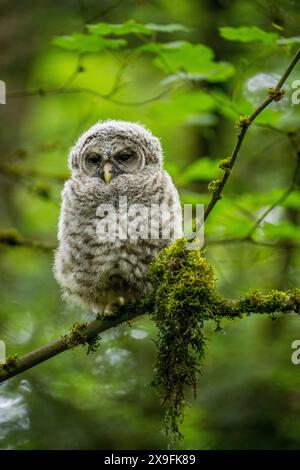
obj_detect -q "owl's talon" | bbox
[103,304,118,318]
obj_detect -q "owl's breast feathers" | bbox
[54,168,182,313]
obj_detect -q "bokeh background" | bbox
[0,0,300,450]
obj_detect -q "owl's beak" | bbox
[103,162,113,185]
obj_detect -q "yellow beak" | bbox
[103,162,112,185]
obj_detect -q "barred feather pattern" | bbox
[54,121,182,315]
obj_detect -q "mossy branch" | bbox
[0,240,298,385]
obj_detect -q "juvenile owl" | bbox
[54,120,182,316]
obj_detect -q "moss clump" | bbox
[219,157,231,171]
[268,87,285,101]
[86,334,101,354]
[148,238,217,447]
[208,179,222,194]
[237,114,250,127]
[236,114,251,136]
[0,354,18,377]
[66,322,88,349]
[233,289,300,316]
[66,322,102,354]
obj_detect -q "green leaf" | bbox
[87,20,188,36]
[148,90,215,124]
[153,42,234,82]
[156,42,214,68]
[182,157,221,182]
[137,41,186,54]
[146,23,189,33]
[219,26,279,45]
[53,34,126,53]
[162,67,234,84]
[88,19,152,36]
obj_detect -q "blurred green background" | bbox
[0,0,300,450]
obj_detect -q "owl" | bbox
[54,120,182,316]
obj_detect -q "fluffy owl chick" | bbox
[54,120,182,316]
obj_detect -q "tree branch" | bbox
[0,230,56,251]
[7,85,171,106]
[0,162,68,184]
[0,300,151,384]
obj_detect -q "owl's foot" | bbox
[96,304,118,319]
[96,297,126,320]
[104,304,117,317]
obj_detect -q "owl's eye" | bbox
[86,153,101,165]
[115,151,133,162]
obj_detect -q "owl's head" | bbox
[69,120,163,183]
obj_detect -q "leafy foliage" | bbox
[53,22,234,83]
[87,20,189,36]
[53,34,126,52]
[219,26,279,45]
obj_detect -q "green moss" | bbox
[86,334,101,354]
[238,114,250,127]
[66,321,102,354]
[66,321,88,349]
[208,179,222,193]
[219,157,231,171]
[148,238,218,447]
[233,289,300,316]
[268,87,285,101]
[0,354,18,377]
[236,114,250,135]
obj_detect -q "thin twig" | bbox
[0,231,56,251]
[206,236,300,249]
[196,48,300,235]
[7,86,171,106]
[0,162,68,183]
[246,132,300,238]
